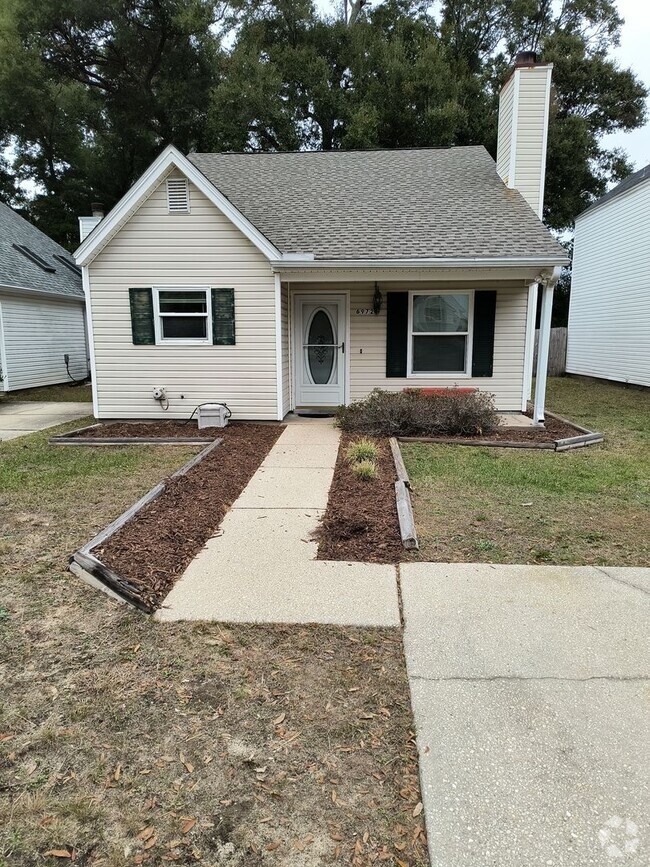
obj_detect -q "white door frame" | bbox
[291,291,350,409]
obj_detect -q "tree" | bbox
[0,0,646,249]
[0,0,224,246]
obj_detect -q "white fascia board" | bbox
[74,145,282,266]
[82,266,100,418]
[273,256,570,271]
[0,283,85,303]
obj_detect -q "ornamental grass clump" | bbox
[336,388,499,437]
[351,459,377,481]
[346,438,378,464]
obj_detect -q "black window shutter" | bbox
[129,288,155,345]
[471,290,497,377]
[211,287,235,345]
[386,291,409,377]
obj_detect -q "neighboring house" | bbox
[0,202,88,392]
[75,53,567,423]
[567,164,650,388]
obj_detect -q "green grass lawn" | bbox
[1,382,93,402]
[402,377,650,566]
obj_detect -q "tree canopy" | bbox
[0,0,646,248]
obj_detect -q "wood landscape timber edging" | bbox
[389,437,418,551]
[398,420,604,452]
[50,422,216,445]
[69,438,223,611]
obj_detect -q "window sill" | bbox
[408,371,471,378]
[156,339,212,346]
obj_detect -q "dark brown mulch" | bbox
[94,424,283,608]
[402,414,583,443]
[316,435,404,564]
[67,420,234,439]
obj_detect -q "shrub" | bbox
[336,388,499,437]
[346,438,378,464]
[351,459,377,481]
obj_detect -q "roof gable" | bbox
[578,162,650,221]
[75,145,281,267]
[0,202,83,299]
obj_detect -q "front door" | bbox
[293,294,346,408]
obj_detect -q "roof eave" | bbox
[0,282,85,302]
[272,255,569,271]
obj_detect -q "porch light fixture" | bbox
[372,283,383,315]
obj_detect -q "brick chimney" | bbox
[496,52,553,219]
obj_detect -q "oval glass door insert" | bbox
[307,308,335,384]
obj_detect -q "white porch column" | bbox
[533,278,555,423]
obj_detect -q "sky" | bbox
[316,0,650,171]
[600,0,650,169]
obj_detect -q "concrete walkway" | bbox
[0,400,92,441]
[155,419,400,626]
[401,563,650,867]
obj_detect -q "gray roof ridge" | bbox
[188,144,488,157]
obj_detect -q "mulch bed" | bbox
[399,414,583,444]
[316,435,404,564]
[93,423,283,608]
[65,420,232,439]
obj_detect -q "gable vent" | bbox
[166,177,190,213]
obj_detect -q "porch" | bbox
[277,267,557,423]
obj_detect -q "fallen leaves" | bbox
[181,817,196,835]
[44,851,72,860]
[179,752,194,773]
[413,801,423,817]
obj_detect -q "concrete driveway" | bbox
[401,563,649,866]
[0,400,92,441]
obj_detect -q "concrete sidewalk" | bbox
[401,563,650,867]
[0,400,92,441]
[155,419,400,626]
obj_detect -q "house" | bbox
[0,202,88,392]
[567,164,650,388]
[75,53,567,423]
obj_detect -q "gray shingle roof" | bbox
[578,162,650,220]
[188,147,565,261]
[0,202,83,298]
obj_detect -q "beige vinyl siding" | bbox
[88,170,278,419]
[496,75,515,184]
[288,282,528,411]
[0,290,87,391]
[512,66,552,218]
[567,179,650,387]
[281,282,291,413]
[495,65,552,219]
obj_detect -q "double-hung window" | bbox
[409,292,473,374]
[153,287,212,344]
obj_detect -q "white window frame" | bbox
[407,290,474,377]
[153,286,212,346]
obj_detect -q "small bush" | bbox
[351,459,377,481]
[336,388,499,437]
[346,438,378,464]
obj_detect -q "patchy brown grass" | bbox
[0,423,427,867]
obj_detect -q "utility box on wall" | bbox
[197,403,230,429]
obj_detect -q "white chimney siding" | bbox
[78,216,102,242]
[496,62,553,219]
